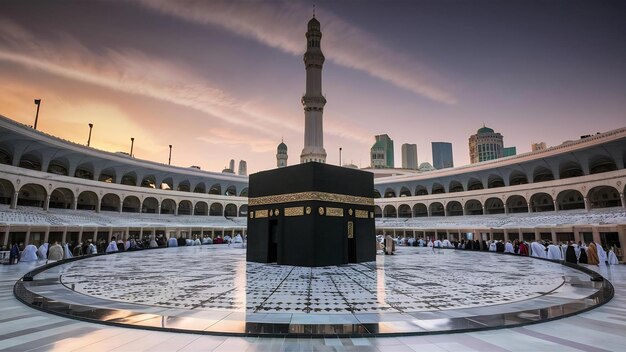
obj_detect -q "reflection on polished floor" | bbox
[2,246,626,351]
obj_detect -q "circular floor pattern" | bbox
[15,246,613,337]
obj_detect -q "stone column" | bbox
[95,200,101,213]
[10,191,18,209]
[61,227,67,244]
[43,227,50,244]
[119,201,123,214]
[43,196,50,211]
[553,200,559,213]
[503,228,509,242]
[620,193,625,209]
[3,226,10,247]
[551,228,557,244]
[617,226,626,262]
[25,227,31,246]
[592,226,601,244]
[534,229,540,242]
[527,202,533,213]
[211,229,215,239]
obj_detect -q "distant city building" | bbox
[432,142,454,169]
[401,143,418,169]
[532,142,547,152]
[277,140,288,168]
[238,160,247,176]
[229,159,235,172]
[503,146,517,157]
[469,125,504,163]
[371,134,394,168]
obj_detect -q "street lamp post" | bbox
[339,147,342,166]
[87,123,93,146]
[33,99,41,130]
[168,145,172,165]
[130,137,135,157]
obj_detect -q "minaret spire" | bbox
[300,12,327,163]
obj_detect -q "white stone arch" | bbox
[429,202,445,216]
[224,203,237,217]
[399,186,411,197]
[484,197,505,214]
[76,190,98,210]
[100,193,120,212]
[194,201,208,215]
[178,200,193,215]
[446,200,463,216]
[17,182,47,208]
[122,195,141,213]
[556,189,585,211]
[414,185,428,196]
[142,196,159,213]
[412,203,428,217]
[448,180,464,193]
[588,155,618,175]
[505,194,528,213]
[161,198,176,214]
[49,187,74,209]
[225,185,237,196]
[398,204,411,217]
[383,204,397,217]
[209,202,224,216]
[529,192,555,212]
[383,188,396,198]
[0,178,15,205]
[464,199,483,215]
[587,185,622,209]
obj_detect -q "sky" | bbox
[1,0,625,173]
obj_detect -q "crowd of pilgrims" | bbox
[382,236,620,265]
[6,233,244,264]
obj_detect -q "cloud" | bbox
[134,0,457,104]
[0,17,372,150]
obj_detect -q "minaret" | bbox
[300,14,327,163]
[277,139,288,167]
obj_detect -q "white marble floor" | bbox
[1,246,625,351]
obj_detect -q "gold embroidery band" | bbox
[326,207,344,217]
[255,209,269,218]
[355,210,369,219]
[284,206,304,217]
[248,191,374,207]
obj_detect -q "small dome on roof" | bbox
[277,142,287,151]
[478,126,494,134]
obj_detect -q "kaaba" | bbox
[246,162,376,267]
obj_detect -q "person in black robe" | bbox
[496,241,505,252]
[177,237,186,246]
[473,240,481,250]
[482,240,489,251]
[578,247,588,264]
[565,245,577,264]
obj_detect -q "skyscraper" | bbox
[238,160,247,176]
[371,134,394,168]
[503,146,516,157]
[300,15,327,163]
[469,125,504,163]
[432,142,453,169]
[401,143,418,169]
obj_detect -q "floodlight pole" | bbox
[130,137,135,157]
[33,99,41,130]
[87,123,93,146]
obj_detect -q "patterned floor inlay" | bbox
[13,246,612,337]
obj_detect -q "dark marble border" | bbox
[13,249,615,338]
